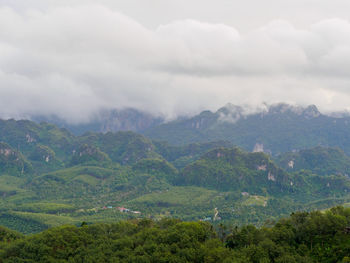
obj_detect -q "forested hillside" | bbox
[0,118,350,234]
[0,206,349,262]
[275,146,350,176]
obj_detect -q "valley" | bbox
[0,105,350,234]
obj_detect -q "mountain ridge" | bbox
[143,103,350,155]
[0,115,350,234]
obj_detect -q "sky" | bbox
[1,0,350,123]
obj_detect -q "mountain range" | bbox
[33,103,350,156]
[144,103,350,155]
[0,111,350,234]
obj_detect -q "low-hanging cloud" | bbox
[1,4,350,123]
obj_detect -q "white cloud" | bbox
[1,3,350,123]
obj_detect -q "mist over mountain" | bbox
[2,2,350,261]
[3,2,350,123]
[20,102,350,157]
[143,103,350,155]
[25,102,349,135]
[32,108,165,135]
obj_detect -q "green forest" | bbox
[0,206,349,262]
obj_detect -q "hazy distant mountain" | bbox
[144,103,350,155]
[32,108,164,135]
[28,103,350,156]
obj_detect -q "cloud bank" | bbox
[1,4,350,122]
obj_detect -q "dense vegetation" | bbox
[275,146,350,176]
[0,118,350,235]
[0,206,349,262]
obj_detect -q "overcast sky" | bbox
[1,0,350,123]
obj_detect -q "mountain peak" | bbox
[303,105,321,119]
[267,103,321,118]
[216,103,321,123]
[218,103,244,113]
[216,103,245,123]
[268,103,304,115]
